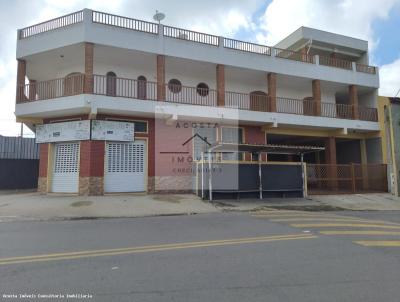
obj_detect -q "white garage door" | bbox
[104,141,146,193]
[51,142,80,193]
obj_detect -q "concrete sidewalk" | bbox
[214,193,400,211]
[0,192,399,222]
[0,192,219,221]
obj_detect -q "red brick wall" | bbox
[243,125,266,161]
[38,143,49,177]
[79,140,105,177]
[216,64,225,106]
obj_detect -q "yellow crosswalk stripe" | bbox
[290,223,400,229]
[320,230,400,235]
[271,218,400,225]
[354,241,400,247]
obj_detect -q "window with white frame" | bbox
[221,127,244,161]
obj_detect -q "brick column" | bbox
[29,79,36,101]
[38,143,49,193]
[84,42,94,94]
[157,55,165,101]
[360,139,369,190]
[267,72,276,112]
[312,79,321,116]
[349,85,359,119]
[16,59,26,103]
[325,137,337,190]
[216,64,225,107]
[79,140,105,195]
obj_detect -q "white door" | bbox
[104,140,146,193]
[51,142,80,193]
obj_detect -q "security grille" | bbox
[107,142,144,173]
[54,143,79,173]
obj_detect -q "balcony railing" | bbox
[19,10,84,39]
[273,48,315,64]
[16,75,378,122]
[319,56,353,70]
[18,10,378,76]
[356,63,377,74]
[92,11,158,34]
[163,25,219,46]
[223,38,271,56]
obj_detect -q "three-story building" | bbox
[14,9,385,195]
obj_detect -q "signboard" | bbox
[36,120,90,143]
[91,120,135,142]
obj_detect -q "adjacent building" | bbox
[14,9,386,195]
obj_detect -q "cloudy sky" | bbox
[1,0,400,136]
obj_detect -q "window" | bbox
[196,83,209,97]
[193,127,216,161]
[137,76,147,99]
[106,119,148,133]
[221,127,244,161]
[106,71,117,96]
[249,91,267,111]
[168,79,182,94]
[64,72,83,97]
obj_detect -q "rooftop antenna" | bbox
[153,10,165,24]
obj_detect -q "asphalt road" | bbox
[1,211,400,302]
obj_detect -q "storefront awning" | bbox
[208,143,324,155]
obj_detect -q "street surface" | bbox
[1,210,400,301]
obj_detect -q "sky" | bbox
[1,0,400,136]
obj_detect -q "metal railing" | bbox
[19,10,84,39]
[319,56,353,70]
[273,48,315,64]
[93,74,157,100]
[17,75,379,122]
[92,11,158,34]
[358,106,378,122]
[18,10,378,75]
[356,63,377,74]
[165,83,217,106]
[307,163,388,194]
[223,38,271,55]
[17,73,85,102]
[163,25,219,46]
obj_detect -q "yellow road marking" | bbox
[291,223,400,229]
[271,218,400,225]
[320,231,400,235]
[0,234,317,266]
[354,241,400,247]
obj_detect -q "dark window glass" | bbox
[196,82,209,96]
[168,79,182,94]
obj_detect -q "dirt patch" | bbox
[70,201,93,207]
[152,195,183,203]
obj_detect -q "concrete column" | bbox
[267,72,277,112]
[157,55,166,101]
[312,80,321,116]
[216,64,225,107]
[84,42,94,94]
[349,85,359,119]
[79,140,105,195]
[29,79,36,101]
[16,59,26,103]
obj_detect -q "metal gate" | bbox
[51,142,80,193]
[104,141,146,193]
[306,163,388,195]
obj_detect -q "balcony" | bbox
[17,10,377,76]
[16,74,378,122]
